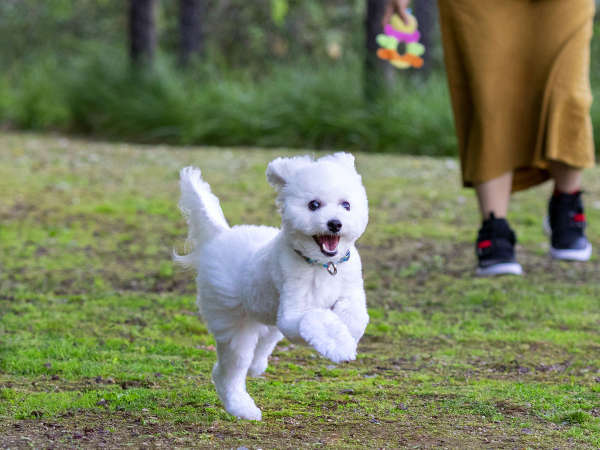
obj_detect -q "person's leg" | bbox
[548,161,583,193]
[473,171,522,276]
[475,171,513,219]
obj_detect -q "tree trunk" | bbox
[364,0,395,100]
[129,0,156,65]
[179,0,204,67]
[412,0,437,75]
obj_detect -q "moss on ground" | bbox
[1,133,599,448]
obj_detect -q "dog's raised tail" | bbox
[174,167,229,268]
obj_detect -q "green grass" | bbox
[1,133,600,447]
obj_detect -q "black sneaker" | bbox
[475,213,523,276]
[545,191,592,261]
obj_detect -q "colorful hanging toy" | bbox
[376,12,425,69]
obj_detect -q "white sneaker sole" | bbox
[543,216,592,261]
[550,243,592,261]
[476,262,523,277]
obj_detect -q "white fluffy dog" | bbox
[175,153,369,420]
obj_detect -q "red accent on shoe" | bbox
[478,240,492,249]
[573,213,586,223]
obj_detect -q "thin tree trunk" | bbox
[179,0,204,67]
[412,0,437,75]
[364,0,395,100]
[129,0,156,65]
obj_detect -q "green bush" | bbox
[12,58,71,129]
[2,40,600,156]
[1,49,457,155]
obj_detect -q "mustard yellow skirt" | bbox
[438,0,595,192]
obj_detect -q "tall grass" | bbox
[0,50,457,155]
[3,45,600,156]
[1,58,71,130]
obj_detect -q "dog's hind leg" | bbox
[248,326,283,377]
[212,323,263,420]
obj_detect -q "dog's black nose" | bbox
[327,219,342,233]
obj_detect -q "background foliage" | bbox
[1,0,366,67]
[0,1,598,154]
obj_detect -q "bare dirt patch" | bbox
[0,407,583,450]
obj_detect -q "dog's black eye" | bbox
[341,201,351,211]
[308,200,321,211]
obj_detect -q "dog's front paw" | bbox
[299,309,357,363]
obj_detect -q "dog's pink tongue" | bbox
[322,235,340,252]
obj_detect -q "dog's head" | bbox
[267,153,368,260]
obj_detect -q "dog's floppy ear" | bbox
[266,156,312,190]
[319,152,356,170]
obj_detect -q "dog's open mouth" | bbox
[313,234,340,257]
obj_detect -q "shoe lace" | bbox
[478,213,517,246]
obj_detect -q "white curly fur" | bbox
[175,153,369,420]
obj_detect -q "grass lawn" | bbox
[1,133,599,448]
